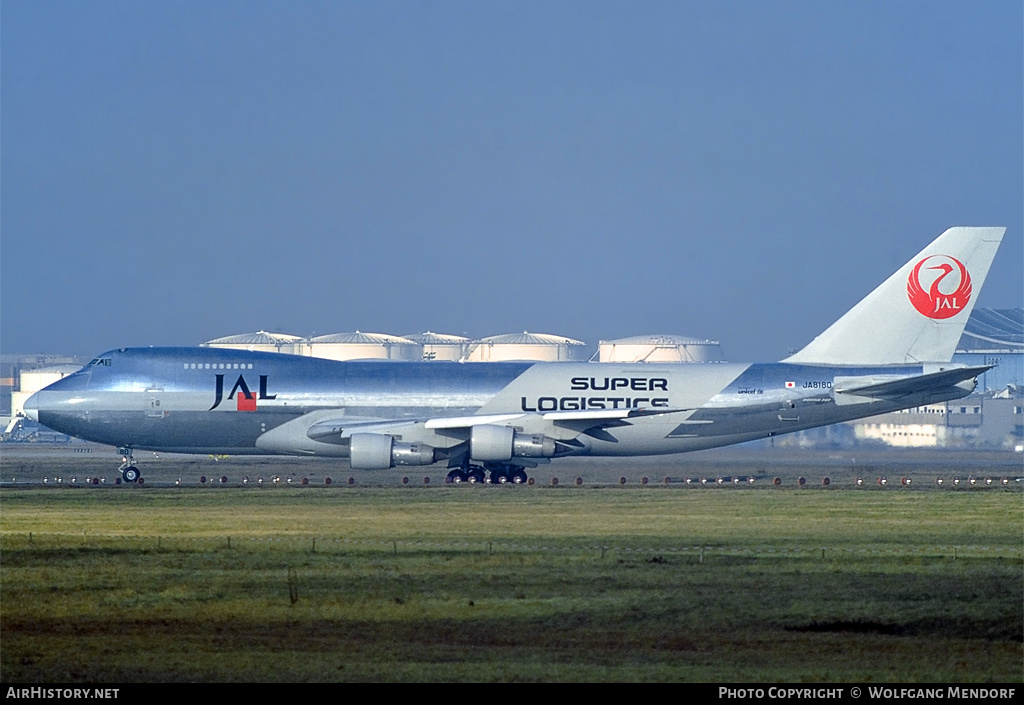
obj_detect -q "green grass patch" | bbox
[1,487,1021,682]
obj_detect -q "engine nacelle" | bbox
[349,433,436,470]
[469,425,557,462]
[513,432,558,458]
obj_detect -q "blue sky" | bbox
[2,1,1021,361]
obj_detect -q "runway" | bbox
[2,440,1021,490]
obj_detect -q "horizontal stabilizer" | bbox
[833,365,992,404]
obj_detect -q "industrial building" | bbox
[851,395,1023,449]
[2,355,83,424]
[6,365,82,432]
[951,308,1023,393]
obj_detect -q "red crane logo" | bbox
[907,255,972,319]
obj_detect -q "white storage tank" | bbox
[203,331,305,355]
[403,331,471,361]
[466,331,588,362]
[597,334,725,363]
[307,332,421,361]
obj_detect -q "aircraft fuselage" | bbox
[26,346,977,459]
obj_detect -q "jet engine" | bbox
[349,433,436,470]
[469,424,557,462]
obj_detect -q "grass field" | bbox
[1,486,1021,682]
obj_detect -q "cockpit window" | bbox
[88,358,112,367]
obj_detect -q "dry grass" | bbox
[1,487,1021,682]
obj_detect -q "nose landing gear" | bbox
[118,447,140,483]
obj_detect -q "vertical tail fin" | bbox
[784,227,1006,365]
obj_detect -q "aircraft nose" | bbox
[22,393,40,422]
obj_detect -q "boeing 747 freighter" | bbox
[24,227,1006,484]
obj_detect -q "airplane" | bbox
[24,226,1006,485]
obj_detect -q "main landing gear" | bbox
[118,447,141,483]
[445,464,529,485]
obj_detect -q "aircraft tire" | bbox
[510,469,527,484]
[122,467,140,483]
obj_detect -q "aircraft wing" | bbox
[541,407,692,422]
[307,406,692,439]
[282,405,695,467]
